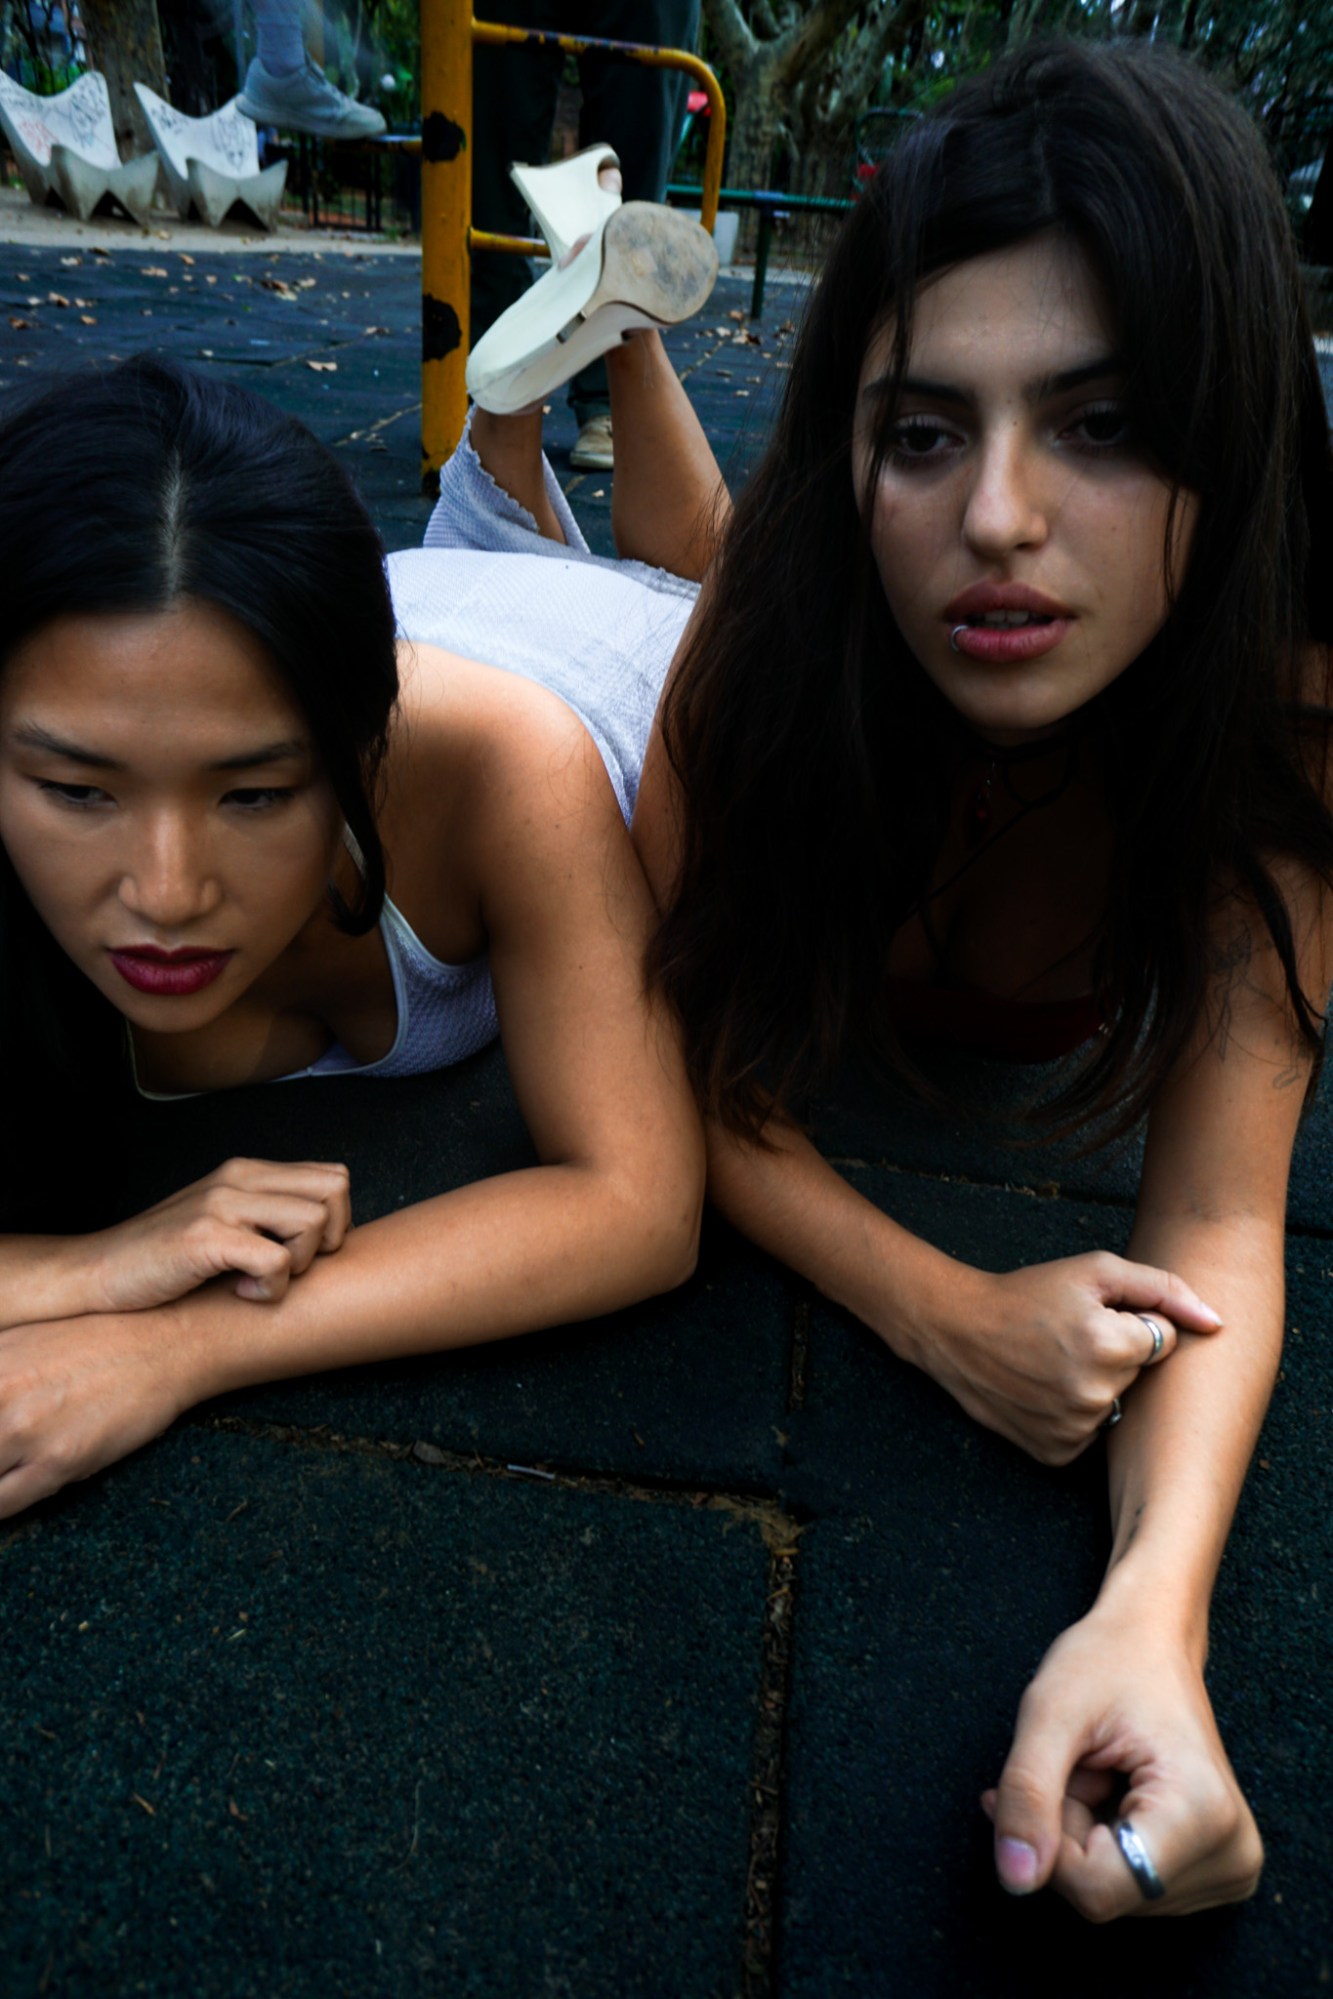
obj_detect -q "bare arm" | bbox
[633,717,1220,1462]
[0,1160,355,1332]
[0,694,703,1517]
[989,880,1330,1918]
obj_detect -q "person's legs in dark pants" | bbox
[467,1,702,469]
[567,0,701,464]
[469,9,562,349]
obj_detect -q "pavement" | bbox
[0,206,1330,1998]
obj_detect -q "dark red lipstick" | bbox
[109,946,234,997]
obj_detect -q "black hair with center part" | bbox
[649,37,1333,1142]
[0,356,399,1220]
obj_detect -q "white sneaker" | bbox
[570,413,614,470]
[238,57,386,140]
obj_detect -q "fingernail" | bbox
[996,1837,1039,1893]
[1199,1306,1223,1328]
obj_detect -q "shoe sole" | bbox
[467,205,719,415]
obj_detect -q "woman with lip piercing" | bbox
[630,42,1333,1922]
[1,40,1328,1927]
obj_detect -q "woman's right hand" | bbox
[918,1253,1222,1464]
[82,1158,353,1314]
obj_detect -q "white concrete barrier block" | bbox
[0,70,154,223]
[134,86,283,229]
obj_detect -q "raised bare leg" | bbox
[468,406,567,545]
[605,331,730,581]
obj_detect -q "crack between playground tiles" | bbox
[193,1407,804,1993]
[192,1409,802,1544]
[741,1531,798,1999]
[825,1152,1142,1210]
[333,400,421,447]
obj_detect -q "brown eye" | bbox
[223,787,298,810]
[38,781,107,807]
[1067,403,1131,449]
[886,418,960,464]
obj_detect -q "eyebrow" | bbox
[10,724,312,771]
[862,353,1123,406]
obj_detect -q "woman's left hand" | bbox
[981,1607,1264,1919]
[0,1306,198,1518]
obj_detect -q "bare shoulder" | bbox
[388,639,622,917]
[391,639,609,823]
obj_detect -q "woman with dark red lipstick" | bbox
[633,42,1333,1919]
[0,348,708,1522]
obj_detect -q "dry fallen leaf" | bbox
[306,359,337,372]
[79,314,96,326]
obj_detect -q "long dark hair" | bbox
[650,37,1333,1141]
[0,357,399,1216]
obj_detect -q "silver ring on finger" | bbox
[1114,1818,1167,1901]
[1100,1396,1123,1430]
[1134,1312,1166,1363]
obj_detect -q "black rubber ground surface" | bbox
[0,241,1329,1996]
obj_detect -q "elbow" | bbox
[662,1188,704,1291]
[610,1151,704,1299]
[635,1180,704,1296]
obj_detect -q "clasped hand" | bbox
[0,1157,351,1519]
[87,1156,352,1311]
[983,1606,1263,1918]
[925,1252,1222,1464]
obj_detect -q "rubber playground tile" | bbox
[775,1190,1332,1995]
[1,1425,769,1999]
[108,1051,793,1492]
[809,1050,1333,1235]
[777,1508,1319,1998]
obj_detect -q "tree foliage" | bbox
[702,0,1333,208]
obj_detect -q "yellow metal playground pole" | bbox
[419,0,473,487]
[419,2,727,486]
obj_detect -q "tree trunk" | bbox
[726,48,784,193]
[79,0,167,158]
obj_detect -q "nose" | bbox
[117,811,222,931]
[961,428,1049,559]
